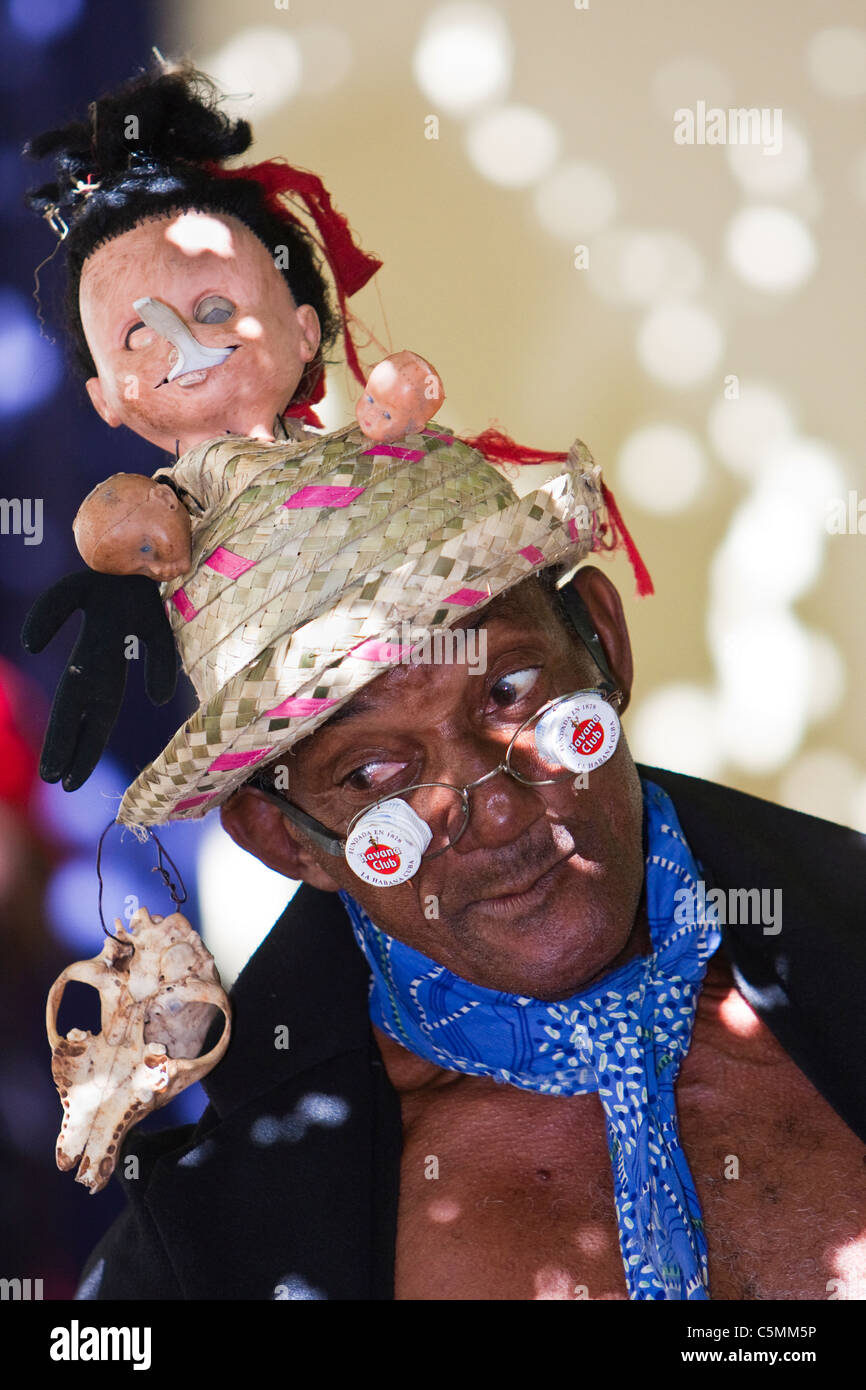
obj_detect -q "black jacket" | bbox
[76,765,866,1300]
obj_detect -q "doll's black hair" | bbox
[22,57,341,407]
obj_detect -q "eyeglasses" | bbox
[246,584,624,887]
[249,680,622,884]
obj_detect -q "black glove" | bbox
[21,570,178,791]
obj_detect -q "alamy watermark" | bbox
[0,498,43,545]
[674,880,782,935]
[674,102,783,156]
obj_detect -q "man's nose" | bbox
[439,739,545,855]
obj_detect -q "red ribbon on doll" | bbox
[202,158,383,428]
[460,428,654,598]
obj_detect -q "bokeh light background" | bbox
[4,0,865,988]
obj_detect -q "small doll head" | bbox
[355,351,445,444]
[73,474,192,582]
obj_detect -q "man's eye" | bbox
[140,543,152,554]
[383,411,391,420]
[343,760,406,792]
[489,667,541,708]
[365,394,373,403]
[194,295,234,325]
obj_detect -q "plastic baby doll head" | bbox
[355,351,445,444]
[73,474,192,583]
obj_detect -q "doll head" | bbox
[355,351,445,443]
[72,474,192,582]
[23,60,345,447]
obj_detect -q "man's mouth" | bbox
[460,852,573,919]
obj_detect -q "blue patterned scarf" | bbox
[339,777,722,1299]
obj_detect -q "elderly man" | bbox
[69,551,865,1302]
[23,60,866,1303]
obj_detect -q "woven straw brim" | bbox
[117,424,605,826]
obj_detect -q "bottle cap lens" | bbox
[535,695,620,773]
[345,798,433,886]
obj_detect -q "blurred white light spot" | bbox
[778,751,860,826]
[806,26,866,99]
[636,302,724,388]
[707,438,845,621]
[617,424,707,514]
[725,120,811,196]
[710,612,811,772]
[725,206,816,292]
[763,436,847,509]
[295,26,353,94]
[588,230,704,306]
[805,630,846,724]
[630,684,724,780]
[197,821,300,987]
[532,161,617,239]
[710,487,825,606]
[707,383,796,479]
[465,104,560,188]
[651,56,733,118]
[413,3,513,116]
[204,28,302,120]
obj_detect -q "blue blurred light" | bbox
[8,0,85,43]
[0,288,62,417]
[45,855,156,953]
[36,756,135,850]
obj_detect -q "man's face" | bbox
[79,211,321,455]
[266,577,645,1000]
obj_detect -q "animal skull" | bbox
[46,906,231,1194]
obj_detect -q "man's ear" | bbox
[219,785,341,891]
[569,565,634,715]
[85,376,120,428]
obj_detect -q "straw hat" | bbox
[117,420,610,826]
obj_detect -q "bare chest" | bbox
[385,978,866,1300]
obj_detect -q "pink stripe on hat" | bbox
[175,792,216,812]
[208,748,272,772]
[351,638,411,661]
[204,546,257,579]
[171,589,198,622]
[265,695,340,718]
[283,485,366,509]
[444,587,488,606]
[519,545,545,564]
[568,517,583,541]
[358,445,424,461]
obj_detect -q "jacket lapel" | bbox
[640,764,866,1143]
